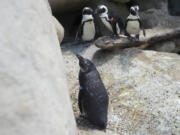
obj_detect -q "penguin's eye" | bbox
[102,8,106,12]
[83,10,92,15]
[83,10,87,14]
[99,8,106,14]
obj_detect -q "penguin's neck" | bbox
[80,68,85,72]
[100,12,109,21]
[100,13,113,32]
[127,14,140,20]
[82,15,93,23]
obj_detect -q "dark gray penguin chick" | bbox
[125,5,145,41]
[76,54,109,129]
[75,7,96,42]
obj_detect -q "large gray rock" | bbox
[138,0,180,28]
[135,0,166,11]
[148,41,177,53]
[0,0,76,135]
[63,45,180,135]
[48,0,85,13]
[113,0,130,3]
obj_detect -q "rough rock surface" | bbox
[113,0,130,3]
[62,44,180,135]
[49,0,130,13]
[49,0,85,13]
[52,16,64,44]
[94,27,180,51]
[174,39,180,53]
[149,41,176,53]
[139,0,180,28]
[135,0,165,11]
[0,0,76,135]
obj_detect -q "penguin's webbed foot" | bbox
[127,36,134,41]
[110,34,120,40]
[135,38,139,41]
[135,35,140,41]
[80,114,88,119]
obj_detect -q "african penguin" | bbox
[76,54,109,129]
[125,5,145,41]
[75,7,96,42]
[95,5,124,37]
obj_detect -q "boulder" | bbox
[113,0,131,3]
[0,0,76,135]
[52,16,64,44]
[148,41,176,53]
[138,0,180,28]
[174,39,180,53]
[134,0,165,11]
[48,0,85,13]
[48,0,130,13]
[63,45,180,135]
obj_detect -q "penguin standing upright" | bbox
[75,7,96,42]
[95,5,124,37]
[76,54,109,129]
[125,6,145,40]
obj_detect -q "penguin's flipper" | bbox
[117,17,124,34]
[108,13,118,36]
[108,17,118,36]
[75,27,80,41]
[112,22,118,36]
[139,19,146,37]
[75,22,84,41]
[78,87,84,114]
[93,14,101,39]
[143,28,146,37]
[124,19,129,36]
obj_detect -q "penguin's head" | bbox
[130,5,139,16]
[76,54,96,72]
[82,7,93,16]
[95,5,108,16]
[82,7,94,22]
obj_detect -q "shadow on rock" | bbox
[76,116,104,131]
[61,41,93,54]
[119,48,142,72]
[92,49,115,66]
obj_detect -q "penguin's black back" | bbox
[78,67,109,129]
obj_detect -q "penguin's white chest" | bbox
[82,21,95,41]
[126,20,140,35]
[101,18,113,32]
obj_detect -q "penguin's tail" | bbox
[143,29,146,37]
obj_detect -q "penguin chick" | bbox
[75,7,96,42]
[95,5,124,37]
[125,5,145,41]
[76,54,109,129]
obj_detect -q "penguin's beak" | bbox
[76,54,83,61]
[76,54,86,71]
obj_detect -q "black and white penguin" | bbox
[75,7,96,42]
[76,54,109,129]
[125,5,145,40]
[95,5,124,37]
